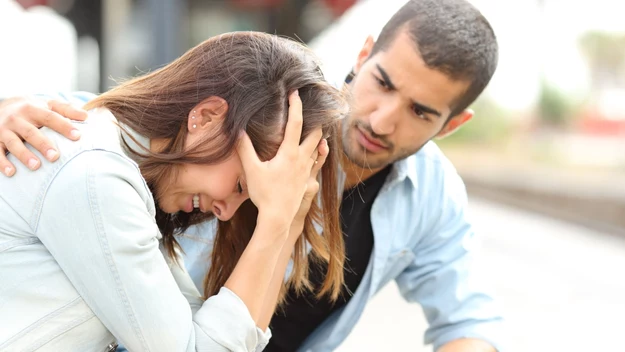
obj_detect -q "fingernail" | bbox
[294,89,299,97]
[28,158,39,170]
[4,166,13,176]
[70,129,81,139]
[46,149,58,160]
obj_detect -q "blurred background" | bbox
[2,0,624,350]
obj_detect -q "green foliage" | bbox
[579,32,625,78]
[537,81,575,127]
[438,98,511,145]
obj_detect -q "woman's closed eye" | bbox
[236,179,244,194]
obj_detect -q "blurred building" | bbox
[7,0,625,143]
[0,1,77,98]
[12,0,357,93]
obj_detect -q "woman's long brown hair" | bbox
[85,32,346,302]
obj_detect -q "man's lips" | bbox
[356,127,388,152]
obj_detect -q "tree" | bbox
[578,32,625,91]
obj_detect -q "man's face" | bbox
[342,31,472,169]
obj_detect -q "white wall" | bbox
[0,1,77,99]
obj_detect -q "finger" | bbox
[310,139,329,178]
[278,90,303,156]
[13,117,59,161]
[36,102,82,140]
[310,149,319,163]
[236,131,261,172]
[299,127,323,158]
[0,143,16,177]
[0,130,40,170]
[48,100,88,121]
[306,145,320,171]
[302,179,320,205]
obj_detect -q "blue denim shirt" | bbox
[55,92,503,351]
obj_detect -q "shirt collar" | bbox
[119,122,150,164]
[337,152,419,193]
[390,153,419,189]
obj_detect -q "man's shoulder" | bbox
[408,141,459,181]
[396,141,467,206]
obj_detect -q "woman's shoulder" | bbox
[2,110,149,221]
[39,107,137,168]
[49,109,148,194]
[76,108,126,151]
[1,144,151,236]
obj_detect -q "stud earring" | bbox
[192,124,197,129]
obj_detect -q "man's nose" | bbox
[369,100,401,135]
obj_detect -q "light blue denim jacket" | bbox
[0,94,270,351]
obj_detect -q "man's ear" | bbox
[187,96,228,134]
[353,35,375,75]
[435,109,474,139]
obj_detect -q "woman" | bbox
[0,32,345,351]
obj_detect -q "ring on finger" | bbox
[311,150,319,161]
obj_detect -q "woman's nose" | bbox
[211,194,248,221]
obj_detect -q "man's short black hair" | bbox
[371,0,499,118]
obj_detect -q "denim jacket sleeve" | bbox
[394,168,503,351]
[35,149,268,351]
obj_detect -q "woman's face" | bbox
[157,151,249,221]
[155,98,251,221]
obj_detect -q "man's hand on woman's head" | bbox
[0,98,87,176]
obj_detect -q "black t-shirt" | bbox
[265,166,392,352]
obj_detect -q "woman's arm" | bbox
[37,150,263,351]
[255,137,329,330]
[230,91,324,333]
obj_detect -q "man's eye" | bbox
[375,76,389,89]
[414,108,426,119]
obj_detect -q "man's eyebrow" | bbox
[412,101,442,118]
[376,64,442,118]
[376,64,396,91]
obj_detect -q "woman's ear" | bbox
[188,96,228,133]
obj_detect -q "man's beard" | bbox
[341,118,425,169]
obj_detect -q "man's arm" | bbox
[395,167,503,352]
[0,93,89,176]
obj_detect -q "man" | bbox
[0,0,502,351]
